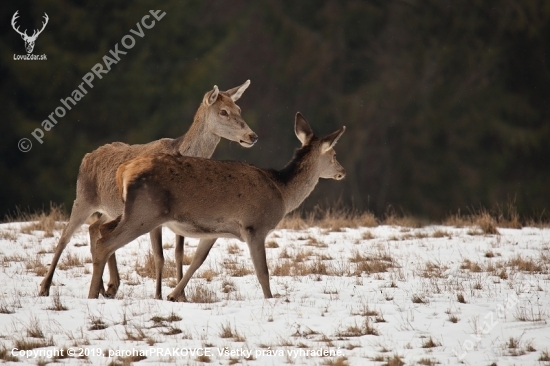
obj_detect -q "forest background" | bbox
[1,0,549,221]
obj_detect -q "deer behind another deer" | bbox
[88,113,345,300]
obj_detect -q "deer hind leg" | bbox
[167,238,217,302]
[96,214,122,298]
[149,226,164,299]
[247,234,273,299]
[88,215,162,299]
[89,185,169,299]
[39,199,94,296]
[89,215,108,296]
[175,235,185,281]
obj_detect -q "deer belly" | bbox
[164,221,242,241]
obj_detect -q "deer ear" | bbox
[295,112,314,146]
[203,85,219,106]
[321,126,346,152]
[225,80,250,102]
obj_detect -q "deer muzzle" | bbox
[239,132,258,148]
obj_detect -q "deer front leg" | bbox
[149,226,164,299]
[247,236,273,298]
[175,235,185,282]
[167,238,217,302]
[39,200,93,296]
[104,254,120,299]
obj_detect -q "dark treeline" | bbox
[1,0,549,220]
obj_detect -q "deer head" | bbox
[295,113,346,180]
[202,80,258,147]
[12,11,49,54]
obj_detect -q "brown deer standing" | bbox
[88,113,345,300]
[39,81,256,299]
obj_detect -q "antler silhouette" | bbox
[31,13,49,39]
[11,11,49,53]
[11,11,27,38]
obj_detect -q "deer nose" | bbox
[248,133,258,145]
[335,172,346,180]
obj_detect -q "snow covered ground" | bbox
[0,221,549,365]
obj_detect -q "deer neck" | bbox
[178,107,220,158]
[274,146,320,214]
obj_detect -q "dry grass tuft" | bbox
[13,336,54,350]
[47,289,68,311]
[507,255,544,273]
[135,251,177,279]
[11,203,67,237]
[417,358,440,365]
[186,285,219,303]
[0,229,17,241]
[223,261,253,277]
[124,325,148,341]
[383,354,405,366]
[182,252,194,265]
[337,317,379,337]
[448,313,459,323]
[539,350,550,362]
[322,357,350,366]
[349,250,396,275]
[25,255,48,276]
[515,305,546,322]
[383,208,425,228]
[411,294,428,304]
[0,346,19,362]
[221,278,237,294]
[421,337,441,348]
[219,321,245,341]
[266,240,279,248]
[431,229,451,238]
[460,259,483,272]
[418,261,448,278]
[272,260,293,276]
[503,336,536,356]
[0,298,14,314]
[476,212,499,235]
[445,203,528,230]
[306,236,328,248]
[58,252,84,270]
[197,268,217,282]
[226,243,241,254]
[278,206,378,231]
[88,316,108,331]
[151,312,182,324]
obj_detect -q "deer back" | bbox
[117,154,286,229]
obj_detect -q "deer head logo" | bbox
[11,11,49,54]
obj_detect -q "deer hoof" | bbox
[104,286,118,299]
[166,293,187,302]
[38,288,49,297]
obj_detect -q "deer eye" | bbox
[220,110,228,116]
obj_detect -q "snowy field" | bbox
[0,220,549,365]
